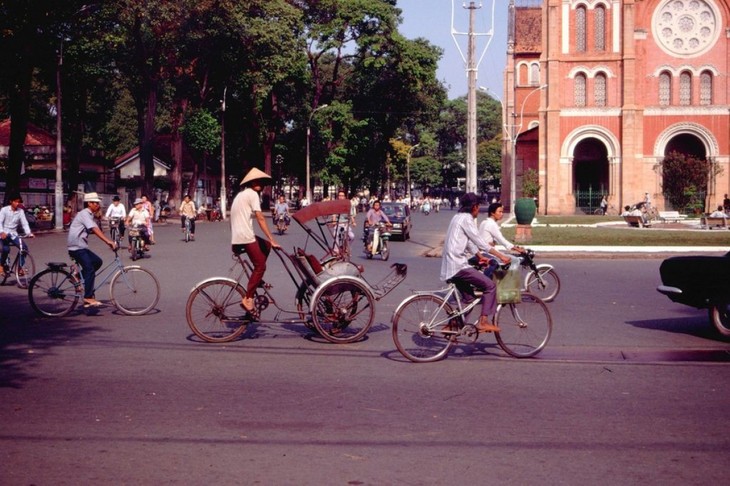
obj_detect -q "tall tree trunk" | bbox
[170,98,188,212]
[5,57,33,199]
[139,86,158,198]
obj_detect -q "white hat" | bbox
[240,167,272,186]
[84,192,102,203]
[133,197,144,205]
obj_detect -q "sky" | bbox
[397,0,510,100]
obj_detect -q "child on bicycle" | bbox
[0,193,33,277]
[67,193,118,307]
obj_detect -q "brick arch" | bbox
[653,122,719,159]
[561,125,620,160]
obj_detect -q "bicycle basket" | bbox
[128,229,140,237]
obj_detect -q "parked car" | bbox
[657,252,730,336]
[380,202,411,240]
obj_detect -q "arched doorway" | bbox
[573,138,609,213]
[662,133,709,212]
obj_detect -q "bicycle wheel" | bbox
[495,292,552,358]
[523,266,560,303]
[110,227,118,245]
[392,294,456,363]
[311,278,375,344]
[709,303,730,337]
[15,252,36,289]
[186,278,248,343]
[110,266,160,315]
[28,268,81,317]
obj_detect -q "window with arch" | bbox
[594,73,607,107]
[576,6,586,53]
[530,63,540,86]
[574,73,587,107]
[594,5,606,51]
[518,63,529,86]
[700,71,713,106]
[659,72,671,106]
[679,71,692,106]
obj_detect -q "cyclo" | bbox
[186,199,407,344]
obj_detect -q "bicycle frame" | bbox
[72,251,132,295]
[412,284,481,327]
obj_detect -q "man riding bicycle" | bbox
[105,195,127,238]
[0,193,34,277]
[274,195,291,227]
[441,193,510,333]
[67,192,117,307]
[179,194,197,240]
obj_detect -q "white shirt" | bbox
[105,203,126,219]
[440,212,491,281]
[128,208,149,227]
[479,217,514,251]
[231,188,261,245]
[0,205,31,237]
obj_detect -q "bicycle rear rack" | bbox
[370,263,407,300]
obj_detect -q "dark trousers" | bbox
[181,216,196,234]
[451,266,497,317]
[232,236,271,298]
[69,249,103,299]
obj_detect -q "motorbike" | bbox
[657,252,730,336]
[276,213,289,235]
[128,225,149,261]
[364,222,391,261]
[422,201,431,215]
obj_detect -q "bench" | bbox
[623,215,649,228]
[700,215,728,229]
[658,211,687,223]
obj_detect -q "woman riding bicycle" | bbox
[179,195,197,241]
[0,193,33,277]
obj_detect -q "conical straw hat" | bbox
[240,167,272,185]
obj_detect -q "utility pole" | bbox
[465,2,478,195]
[451,0,495,196]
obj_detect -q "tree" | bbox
[661,151,721,213]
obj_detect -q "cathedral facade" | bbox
[503,0,729,214]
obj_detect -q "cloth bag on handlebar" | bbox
[494,261,521,304]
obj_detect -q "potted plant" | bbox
[515,169,540,225]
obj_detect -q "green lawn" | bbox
[501,216,729,246]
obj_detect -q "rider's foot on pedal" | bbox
[476,315,500,333]
[241,296,255,311]
[83,298,104,307]
[17,268,25,276]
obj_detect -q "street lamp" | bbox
[55,4,96,230]
[305,104,329,203]
[406,143,419,204]
[219,86,227,220]
[480,84,546,215]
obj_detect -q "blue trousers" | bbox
[1,235,28,268]
[68,249,103,299]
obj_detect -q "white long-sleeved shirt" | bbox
[105,203,127,219]
[0,205,31,237]
[479,217,514,251]
[440,212,491,281]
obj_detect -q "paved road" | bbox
[1,212,729,484]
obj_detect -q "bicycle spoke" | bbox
[186,280,248,343]
[495,293,552,358]
[392,295,454,362]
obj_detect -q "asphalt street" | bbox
[1,210,729,484]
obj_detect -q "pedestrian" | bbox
[141,195,155,244]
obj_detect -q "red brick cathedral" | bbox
[503,0,729,214]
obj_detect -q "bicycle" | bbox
[28,247,160,317]
[519,249,560,303]
[391,276,552,363]
[1,235,35,289]
[183,216,193,242]
[109,218,123,245]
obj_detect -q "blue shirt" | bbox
[67,209,99,251]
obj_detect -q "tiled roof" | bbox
[0,119,56,147]
[515,7,542,54]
